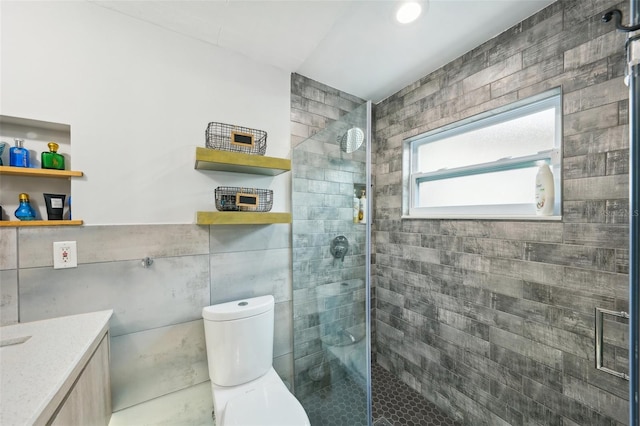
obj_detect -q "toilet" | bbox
[202,295,310,426]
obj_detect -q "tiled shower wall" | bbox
[291,73,364,148]
[0,224,293,412]
[290,73,369,398]
[373,1,630,425]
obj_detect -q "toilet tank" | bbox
[202,295,274,386]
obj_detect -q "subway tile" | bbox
[563,375,628,424]
[490,344,562,393]
[489,326,563,370]
[564,30,626,71]
[491,10,564,63]
[462,237,523,260]
[524,242,616,272]
[605,199,629,224]
[563,266,628,299]
[563,223,628,249]
[563,102,620,137]
[563,77,628,115]
[522,280,615,314]
[462,270,523,299]
[563,200,607,223]
[606,149,629,176]
[563,153,606,179]
[19,255,210,336]
[522,320,592,360]
[110,320,209,411]
[491,54,563,98]
[562,352,628,401]
[564,124,628,157]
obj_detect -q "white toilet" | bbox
[202,295,310,426]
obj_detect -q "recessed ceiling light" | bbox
[396,2,422,24]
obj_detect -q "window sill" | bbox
[401,214,562,221]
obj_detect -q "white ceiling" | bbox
[90,0,556,102]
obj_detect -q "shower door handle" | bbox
[595,307,630,380]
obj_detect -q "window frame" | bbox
[402,87,562,220]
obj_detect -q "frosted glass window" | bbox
[418,168,539,207]
[403,88,562,218]
[417,109,556,173]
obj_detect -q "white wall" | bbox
[1,1,291,224]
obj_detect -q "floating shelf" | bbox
[0,220,83,227]
[194,147,290,176]
[196,212,291,225]
[0,166,83,179]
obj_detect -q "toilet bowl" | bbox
[202,295,310,426]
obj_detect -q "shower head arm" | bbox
[601,9,640,32]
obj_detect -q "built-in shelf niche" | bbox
[0,115,81,225]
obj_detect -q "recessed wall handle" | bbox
[595,307,630,380]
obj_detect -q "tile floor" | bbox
[301,362,463,426]
[109,362,462,426]
[371,363,463,426]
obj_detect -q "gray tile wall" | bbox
[0,223,294,411]
[291,73,364,149]
[373,1,630,425]
[290,73,369,398]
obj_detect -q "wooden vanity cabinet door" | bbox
[49,334,111,426]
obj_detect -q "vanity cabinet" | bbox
[194,147,292,225]
[49,333,111,426]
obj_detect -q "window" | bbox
[402,88,562,219]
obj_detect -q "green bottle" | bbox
[41,142,65,170]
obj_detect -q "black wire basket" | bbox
[205,122,267,155]
[215,187,273,212]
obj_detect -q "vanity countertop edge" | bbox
[0,309,113,426]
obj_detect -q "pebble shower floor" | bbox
[301,362,462,426]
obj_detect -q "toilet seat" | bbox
[223,383,309,426]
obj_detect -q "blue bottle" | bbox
[15,193,37,221]
[9,138,30,168]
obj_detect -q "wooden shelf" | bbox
[196,212,291,225]
[0,220,83,227]
[0,166,83,179]
[194,147,290,176]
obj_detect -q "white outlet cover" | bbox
[53,241,78,269]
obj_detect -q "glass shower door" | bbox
[291,101,372,426]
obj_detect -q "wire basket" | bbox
[206,122,267,155]
[215,187,273,212]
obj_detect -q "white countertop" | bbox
[0,310,113,426]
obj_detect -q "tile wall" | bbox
[290,73,369,398]
[0,223,293,412]
[373,0,630,425]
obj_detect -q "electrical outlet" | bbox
[53,241,77,269]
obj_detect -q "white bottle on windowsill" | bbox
[535,164,555,216]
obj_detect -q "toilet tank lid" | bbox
[202,295,274,321]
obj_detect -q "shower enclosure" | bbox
[291,101,372,425]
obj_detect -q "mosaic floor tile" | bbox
[300,361,462,426]
[372,363,463,426]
